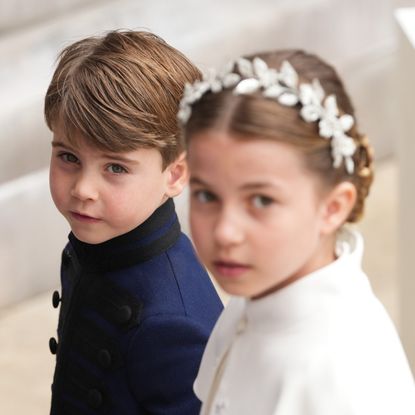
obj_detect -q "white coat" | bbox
[194,229,415,415]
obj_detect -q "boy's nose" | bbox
[70,173,99,201]
[213,208,244,247]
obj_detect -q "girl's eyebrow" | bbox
[189,177,208,186]
[190,177,283,192]
[241,182,282,191]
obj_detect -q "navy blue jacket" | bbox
[49,199,223,414]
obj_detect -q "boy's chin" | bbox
[70,228,119,245]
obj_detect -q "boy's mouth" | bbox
[70,211,102,223]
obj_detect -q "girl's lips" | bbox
[70,211,102,223]
[213,261,251,278]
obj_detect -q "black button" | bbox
[97,349,112,369]
[117,305,132,324]
[49,337,58,355]
[52,291,61,308]
[62,249,72,266]
[87,388,103,408]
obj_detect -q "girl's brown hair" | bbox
[45,30,201,168]
[183,49,374,222]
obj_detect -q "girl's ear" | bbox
[320,181,357,235]
[164,152,189,198]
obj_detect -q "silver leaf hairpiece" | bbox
[178,57,357,174]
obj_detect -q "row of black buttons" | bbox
[50,290,61,355]
[51,249,105,410]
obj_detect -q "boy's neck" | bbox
[68,198,180,272]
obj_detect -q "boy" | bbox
[45,30,223,415]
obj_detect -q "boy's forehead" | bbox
[52,119,83,143]
[51,122,105,152]
[52,117,110,150]
[51,117,163,159]
[52,127,86,150]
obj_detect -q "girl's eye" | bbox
[252,195,274,208]
[107,164,128,174]
[59,152,79,164]
[193,190,217,204]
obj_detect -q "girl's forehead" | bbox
[188,130,320,190]
[188,130,303,165]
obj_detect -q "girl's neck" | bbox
[251,233,337,301]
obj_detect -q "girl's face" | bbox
[188,130,336,299]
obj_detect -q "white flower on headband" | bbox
[332,134,356,174]
[178,57,357,174]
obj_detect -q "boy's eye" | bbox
[59,152,79,164]
[252,195,274,208]
[193,190,217,203]
[107,164,128,174]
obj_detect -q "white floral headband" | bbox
[178,57,357,174]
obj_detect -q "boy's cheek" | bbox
[49,171,66,212]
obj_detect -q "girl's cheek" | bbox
[190,215,204,237]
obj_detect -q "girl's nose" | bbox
[70,173,99,201]
[213,208,245,247]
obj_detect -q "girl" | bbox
[178,50,415,414]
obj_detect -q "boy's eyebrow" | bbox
[51,140,73,150]
[100,153,140,165]
[51,141,139,164]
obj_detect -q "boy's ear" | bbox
[164,152,189,198]
[320,181,357,235]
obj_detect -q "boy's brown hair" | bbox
[45,30,201,168]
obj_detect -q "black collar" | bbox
[68,198,181,272]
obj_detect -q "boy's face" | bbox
[49,126,185,244]
[188,130,336,299]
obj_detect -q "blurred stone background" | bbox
[0,0,414,413]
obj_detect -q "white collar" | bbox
[245,227,368,329]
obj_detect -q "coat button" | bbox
[236,315,247,334]
[62,248,72,266]
[213,399,228,415]
[87,388,103,408]
[97,349,112,369]
[214,399,228,414]
[49,337,58,355]
[52,291,61,308]
[116,305,132,324]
